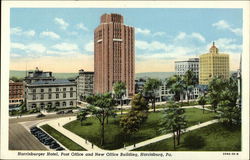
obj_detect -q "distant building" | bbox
[175,58,199,79]
[158,82,175,101]
[25,80,77,110]
[135,78,146,94]
[9,80,24,106]
[76,69,94,101]
[94,13,135,97]
[24,67,55,84]
[199,42,230,85]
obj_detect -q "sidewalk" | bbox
[115,119,219,151]
[37,116,103,151]
[34,105,217,151]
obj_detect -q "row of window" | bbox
[32,87,74,93]
[31,101,74,108]
[32,92,74,100]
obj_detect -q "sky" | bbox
[10,8,242,73]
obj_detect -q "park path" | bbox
[115,119,219,151]
[34,105,216,151]
[37,116,103,151]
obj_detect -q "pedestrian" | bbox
[92,143,94,149]
[124,144,126,149]
[85,139,87,144]
[134,144,136,147]
[58,123,60,126]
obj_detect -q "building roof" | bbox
[29,79,75,86]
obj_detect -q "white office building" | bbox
[175,58,199,79]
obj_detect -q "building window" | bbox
[41,94,44,100]
[63,93,66,98]
[41,89,44,92]
[48,88,52,92]
[70,87,73,91]
[32,89,36,93]
[32,95,36,100]
[70,101,73,106]
[56,102,60,107]
[62,102,66,107]
[63,88,66,91]
[56,88,59,92]
[56,94,59,99]
[70,92,73,97]
[48,94,52,99]
[32,104,36,108]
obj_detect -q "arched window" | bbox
[70,101,73,106]
[56,102,60,107]
[63,102,66,107]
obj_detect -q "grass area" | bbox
[64,108,216,150]
[134,123,241,151]
[155,101,199,109]
[41,124,86,151]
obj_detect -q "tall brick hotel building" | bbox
[94,13,135,96]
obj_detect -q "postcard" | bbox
[1,1,249,160]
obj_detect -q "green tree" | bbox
[87,93,114,146]
[198,96,206,114]
[166,75,185,103]
[143,78,162,112]
[10,76,23,82]
[120,93,149,145]
[183,70,197,103]
[160,102,187,149]
[77,108,90,126]
[113,81,126,115]
[216,77,240,126]
[208,77,227,112]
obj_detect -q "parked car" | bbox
[56,147,65,151]
[50,143,60,149]
[36,113,45,118]
[56,111,64,114]
[65,110,73,114]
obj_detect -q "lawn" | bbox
[63,108,217,150]
[134,123,241,151]
[41,124,86,151]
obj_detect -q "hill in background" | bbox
[9,70,175,80]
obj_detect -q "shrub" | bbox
[184,134,205,149]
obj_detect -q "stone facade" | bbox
[199,42,229,85]
[25,80,77,110]
[94,13,135,97]
[9,80,24,105]
[76,69,94,101]
[175,58,199,79]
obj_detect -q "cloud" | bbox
[175,32,205,42]
[135,27,166,37]
[135,27,151,35]
[40,31,60,39]
[212,20,242,36]
[10,53,21,58]
[52,42,79,51]
[10,27,35,37]
[191,33,205,42]
[152,32,166,37]
[210,38,242,52]
[136,40,173,52]
[84,41,94,52]
[10,54,94,73]
[54,17,69,30]
[11,42,46,53]
[46,50,79,56]
[175,32,187,40]
[76,23,88,31]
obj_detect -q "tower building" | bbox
[94,13,135,96]
[199,42,230,85]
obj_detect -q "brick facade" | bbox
[94,13,135,96]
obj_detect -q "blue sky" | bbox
[10,8,242,73]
